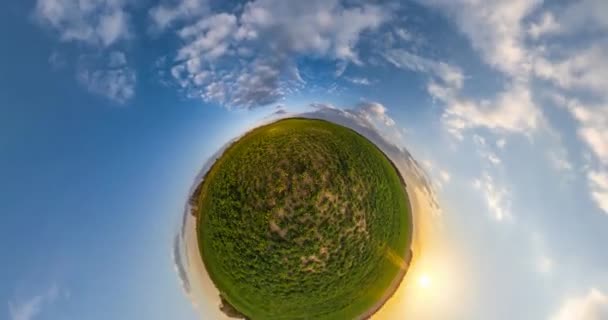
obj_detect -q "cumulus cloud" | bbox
[34,0,131,47]
[551,289,608,320]
[236,0,387,62]
[77,51,136,103]
[434,82,541,139]
[356,102,395,127]
[8,285,60,320]
[159,0,390,108]
[175,12,238,62]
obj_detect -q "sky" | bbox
[1,0,608,319]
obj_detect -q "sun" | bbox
[418,274,432,289]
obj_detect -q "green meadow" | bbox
[195,118,412,319]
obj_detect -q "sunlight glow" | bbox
[418,274,432,289]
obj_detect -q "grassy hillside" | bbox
[196,118,412,319]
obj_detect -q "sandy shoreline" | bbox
[181,205,227,319]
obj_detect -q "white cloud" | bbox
[531,0,608,38]
[380,49,538,144]
[8,285,60,320]
[229,59,284,108]
[529,9,608,216]
[409,1,577,147]
[383,49,464,89]
[149,0,208,31]
[528,12,559,39]
[436,83,541,139]
[161,0,390,108]
[34,0,131,47]
[381,49,542,141]
[548,150,574,172]
[473,134,487,147]
[48,51,66,69]
[496,138,507,149]
[534,43,608,96]
[550,96,608,213]
[237,0,387,62]
[394,27,413,42]
[473,172,511,222]
[78,67,136,103]
[472,134,503,166]
[98,9,129,47]
[414,0,608,220]
[551,289,608,320]
[77,51,136,103]
[439,170,451,183]
[418,159,451,190]
[486,153,501,165]
[108,51,127,68]
[588,170,608,215]
[307,101,407,147]
[310,101,396,130]
[418,0,541,76]
[357,102,395,127]
[344,76,374,86]
[537,255,554,274]
[33,0,136,101]
[175,13,238,62]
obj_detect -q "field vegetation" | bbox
[195,118,411,319]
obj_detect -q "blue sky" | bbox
[1,0,608,319]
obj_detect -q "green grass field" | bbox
[195,118,412,319]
